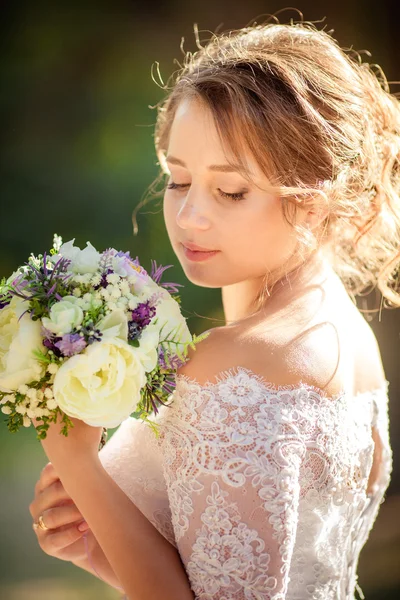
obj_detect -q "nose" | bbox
[176,195,211,230]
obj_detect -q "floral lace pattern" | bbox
[155,366,392,600]
[98,366,391,599]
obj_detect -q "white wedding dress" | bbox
[99,366,392,600]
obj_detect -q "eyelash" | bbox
[166,181,246,202]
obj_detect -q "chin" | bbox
[184,265,247,289]
[181,268,225,289]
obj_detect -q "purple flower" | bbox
[150,259,183,294]
[150,260,172,285]
[158,346,187,373]
[131,256,148,277]
[130,300,157,329]
[54,333,87,357]
[41,326,63,357]
[11,273,29,292]
[116,250,132,259]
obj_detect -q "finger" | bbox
[39,504,85,531]
[36,462,60,494]
[30,479,72,520]
[35,523,87,555]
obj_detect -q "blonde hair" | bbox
[133,13,400,316]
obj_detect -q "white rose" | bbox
[154,291,192,351]
[0,297,45,392]
[97,309,128,341]
[57,239,100,274]
[135,324,159,372]
[97,309,157,372]
[53,337,147,427]
[42,296,84,336]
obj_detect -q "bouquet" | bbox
[0,234,208,440]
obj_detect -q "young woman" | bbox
[29,18,398,600]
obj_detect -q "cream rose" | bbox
[154,291,192,350]
[42,296,84,336]
[55,239,101,274]
[135,324,159,372]
[97,309,128,341]
[53,337,147,427]
[0,297,45,392]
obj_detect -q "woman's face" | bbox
[162,97,302,289]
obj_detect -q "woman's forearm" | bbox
[58,455,194,600]
[71,531,123,591]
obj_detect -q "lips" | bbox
[182,242,217,252]
[181,243,220,262]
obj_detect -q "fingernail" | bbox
[78,521,89,532]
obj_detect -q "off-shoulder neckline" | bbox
[175,365,390,403]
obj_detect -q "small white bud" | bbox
[120,281,130,296]
[1,394,14,405]
[128,298,139,310]
[91,274,102,286]
[1,406,12,415]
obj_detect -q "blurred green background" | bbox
[1,1,399,598]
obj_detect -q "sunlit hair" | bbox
[133,12,400,315]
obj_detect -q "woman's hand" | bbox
[32,413,103,474]
[29,461,92,562]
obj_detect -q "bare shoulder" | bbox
[176,323,326,391]
[177,307,386,396]
[177,326,241,385]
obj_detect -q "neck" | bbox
[222,249,333,326]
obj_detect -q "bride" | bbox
[29,17,396,600]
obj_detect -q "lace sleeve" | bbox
[159,368,307,599]
[98,413,176,548]
[371,384,393,496]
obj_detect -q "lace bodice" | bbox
[99,366,392,600]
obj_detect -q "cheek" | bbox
[234,204,294,264]
[163,197,175,237]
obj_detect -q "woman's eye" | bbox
[166,181,246,202]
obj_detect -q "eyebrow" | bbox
[165,155,246,174]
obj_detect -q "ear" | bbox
[305,205,330,231]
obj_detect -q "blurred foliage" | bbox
[0,0,399,597]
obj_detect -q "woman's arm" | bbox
[57,454,194,600]
[69,412,176,593]
[70,530,123,591]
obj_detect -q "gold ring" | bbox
[38,514,49,531]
